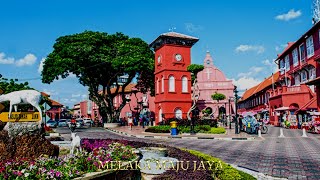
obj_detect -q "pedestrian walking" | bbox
[128,116,133,130]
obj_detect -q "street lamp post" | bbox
[234,86,239,134]
[228,97,232,129]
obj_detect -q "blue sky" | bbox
[0,0,314,107]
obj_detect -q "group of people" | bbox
[125,115,154,130]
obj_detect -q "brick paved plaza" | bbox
[56,126,320,179]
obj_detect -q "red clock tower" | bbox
[150,32,199,124]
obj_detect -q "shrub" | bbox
[144,125,170,133]
[184,149,256,180]
[159,118,218,128]
[145,125,224,134]
[208,127,226,134]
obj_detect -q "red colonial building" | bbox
[149,32,199,124]
[238,72,280,121]
[239,21,320,127]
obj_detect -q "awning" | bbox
[275,107,290,111]
[241,111,257,117]
[305,77,320,85]
[307,111,320,116]
[254,107,269,113]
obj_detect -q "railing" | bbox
[270,84,309,97]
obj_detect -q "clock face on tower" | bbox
[175,54,182,61]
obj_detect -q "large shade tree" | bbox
[41,31,154,123]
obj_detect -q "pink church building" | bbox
[196,51,235,117]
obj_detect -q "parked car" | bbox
[58,119,68,127]
[76,119,85,128]
[83,118,93,126]
[47,120,58,128]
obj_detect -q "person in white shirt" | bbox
[128,116,133,130]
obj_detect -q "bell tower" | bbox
[150,32,199,124]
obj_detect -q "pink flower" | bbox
[55,171,62,177]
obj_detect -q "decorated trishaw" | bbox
[307,111,320,134]
[241,111,268,134]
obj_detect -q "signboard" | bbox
[0,112,41,122]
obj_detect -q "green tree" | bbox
[0,74,32,111]
[211,92,226,102]
[211,92,226,119]
[41,31,154,123]
[187,64,204,83]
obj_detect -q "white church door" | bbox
[159,108,162,123]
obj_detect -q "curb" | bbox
[106,128,256,141]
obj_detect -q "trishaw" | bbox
[241,112,268,134]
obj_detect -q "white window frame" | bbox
[161,76,164,93]
[182,76,188,92]
[299,43,306,62]
[156,78,159,94]
[292,48,298,67]
[294,74,300,85]
[279,59,285,75]
[285,55,290,71]
[301,71,307,82]
[309,67,316,80]
[169,76,175,92]
[175,109,182,119]
[306,36,314,58]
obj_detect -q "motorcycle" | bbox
[69,119,77,132]
[254,121,268,134]
[260,121,268,134]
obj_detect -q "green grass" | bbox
[183,149,256,180]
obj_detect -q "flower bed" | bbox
[81,139,254,180]
[0,142,136,179]
[145,125,226,134]
[0,136,254,179]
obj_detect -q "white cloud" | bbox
[0,52,15,64]
[0,52,37,66]
[262,59,278,73]
[275,9,302,21]
[232,77,261,91]
[61,98,78,104]
[42,89,59,96]
[38,58,45,73]
[71,94,81,98]
[15,54,37,66]
[81,94,87,99]
[237,66,264,77]
[235,45,265,54]
[185,23,203,33]
[275,44,288,52]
